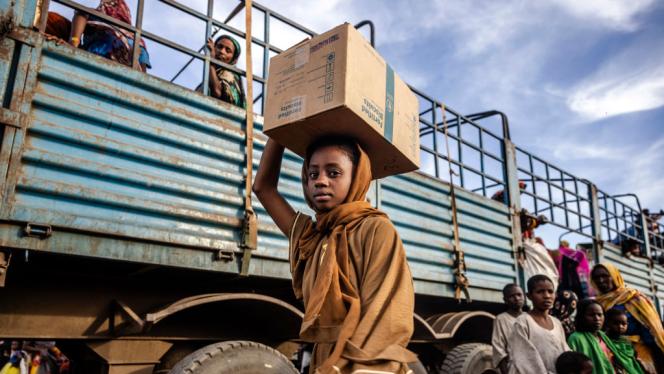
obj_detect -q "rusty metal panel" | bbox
[1,38,517,304]
[0,0,38,29]
[2,41,250,255]
[603,244,654,300]
[380,172,516,302]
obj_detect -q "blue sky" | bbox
[50,0,663,246]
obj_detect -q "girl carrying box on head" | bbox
[253,137,417,374]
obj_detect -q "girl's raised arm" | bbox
[253,138,297,235]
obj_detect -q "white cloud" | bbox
[552,142,628,161]
[550,0,655,31]
[614,138,664,208]
[568,68,664,120]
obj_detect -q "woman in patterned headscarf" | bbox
[591,263,664,373]
[204,34,246,108]
[69,0,151,71]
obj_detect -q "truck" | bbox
[0,1,662,373]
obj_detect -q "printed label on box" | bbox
[323,52,336,103]
[277,96,306,121]
[361,97,385,129]
[294,45,309,69]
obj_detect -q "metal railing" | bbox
[40,0,663,265]
[414,87,509,199]
[515,146,594,238]
[596,191,645,254]
[46,0,317,113]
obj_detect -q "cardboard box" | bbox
[264,23,420,179]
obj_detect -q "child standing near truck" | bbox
[507,274,569,374]
[491,284,524,374]
[253,137,417,373]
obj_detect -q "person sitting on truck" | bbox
[556,240,592,299]
[68,0,151,72]
[203,35,246,108]
[507,274,569,374]
[591,263,664,373]
[253,137,417,373]
[492,284,524,374]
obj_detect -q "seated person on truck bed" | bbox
[253,136,417,373]
[68,0,151,72]
[201,35,246,108]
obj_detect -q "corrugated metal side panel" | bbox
[0,0,38,28]
[2,41,517,303]
[251,130,310,265]
[5,43,250,252]
[380,173,515,301]
[603,244,654,299]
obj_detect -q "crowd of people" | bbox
[0,341,69,374]
[491,264,664,374]
[39,0,246,108]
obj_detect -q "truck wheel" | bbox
[168,340,298,374]
[440,343,493,374]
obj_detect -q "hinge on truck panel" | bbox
[239,208,258,276]
[24,223,52,238]
[0,250,11,287]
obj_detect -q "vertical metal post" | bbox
[201,0,213,96]
[527,156,536,213]
[38,0,51,32]
[640,210,657,299]
[479,129,486,197]
[545,164,553,221]
[589,184,603,264]
[262,9,270,114]
[131,0,145,70]
[456,114,463,187]
[432,101,439,178]
[504,139,525,288]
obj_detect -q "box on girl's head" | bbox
[264,23,420,179]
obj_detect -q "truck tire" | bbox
[168,340,298,374]
[440,343,493,374]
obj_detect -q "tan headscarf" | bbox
[592,263,664,353]
[293,143,387,372]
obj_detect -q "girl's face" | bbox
[584,303,604,332]
[527,280,555,311]
[592,266,615,294]
[306,145,354,212]
[215,38,236,64]
[606,313,628,335]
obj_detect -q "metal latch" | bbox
[24,223,52,239]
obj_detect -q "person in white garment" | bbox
[508,274,570,374]
[492,284,525,373]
